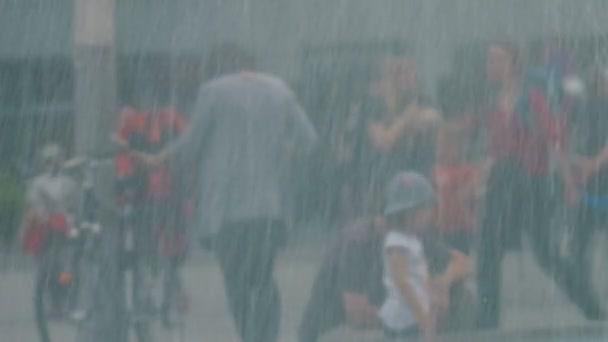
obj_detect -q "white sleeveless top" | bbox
[379,231,430,332]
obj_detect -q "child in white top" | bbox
[379,172,436,341]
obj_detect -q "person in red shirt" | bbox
[475,42,605,330]
[112,105,189,263]
[113,106,187,199]
[434,123,478,254]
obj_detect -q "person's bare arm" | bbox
[369,106,441,151]
[434,250,472,287]
[368,114,414,150]
[429,250,472,317]
[386,247,433,340]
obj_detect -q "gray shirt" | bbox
[170,72,318,237]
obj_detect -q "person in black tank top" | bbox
[365,57,441,212]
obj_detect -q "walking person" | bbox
[565,65,608,311]
[474,42,605,330]
[136,44,318,342]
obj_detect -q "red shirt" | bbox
[434,164,477,232]
[482,89,566,175]
[114,107,187,199]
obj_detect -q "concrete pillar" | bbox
[73,0,117,156]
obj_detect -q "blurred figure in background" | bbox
[366,56,442,212]
[112,88,191,318]
[327,70,372,224]
[433,78,485,255]
[475,42,605,330]
[112,103,189,271]
[433,123,478,254]
[564,65,608,311]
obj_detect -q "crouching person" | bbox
[298,172,474,342]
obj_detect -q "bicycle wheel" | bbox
[74,238,125,342]
[34,241,79,342]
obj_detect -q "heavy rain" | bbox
[2,1,608,341]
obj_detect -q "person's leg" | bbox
[566,202,606,319]
[214,224,254,340]
[245,220,285,342]
[526,178,605,319]
[476,162,515,329]
[475,220,503,329]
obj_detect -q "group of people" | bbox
[17,40,608,342]
[299,42,608,341]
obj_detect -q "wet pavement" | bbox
[2,226,607,342]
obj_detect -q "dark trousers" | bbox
[564,192,608,315]
[476,160,603,329]
[214,219,285,342]
[298,269,344,342]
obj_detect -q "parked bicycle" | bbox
[34,157,112,342]
[34,156,188,342]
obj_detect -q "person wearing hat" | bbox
[297,171,473,342]
[379,171,439,341]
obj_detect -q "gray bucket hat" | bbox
[384,171,435,216]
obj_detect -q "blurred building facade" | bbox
[1,0,608,160]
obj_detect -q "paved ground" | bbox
[2,226,608,342]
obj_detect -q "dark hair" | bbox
[203,43,256,81]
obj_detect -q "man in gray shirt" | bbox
[138,44,317,342]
